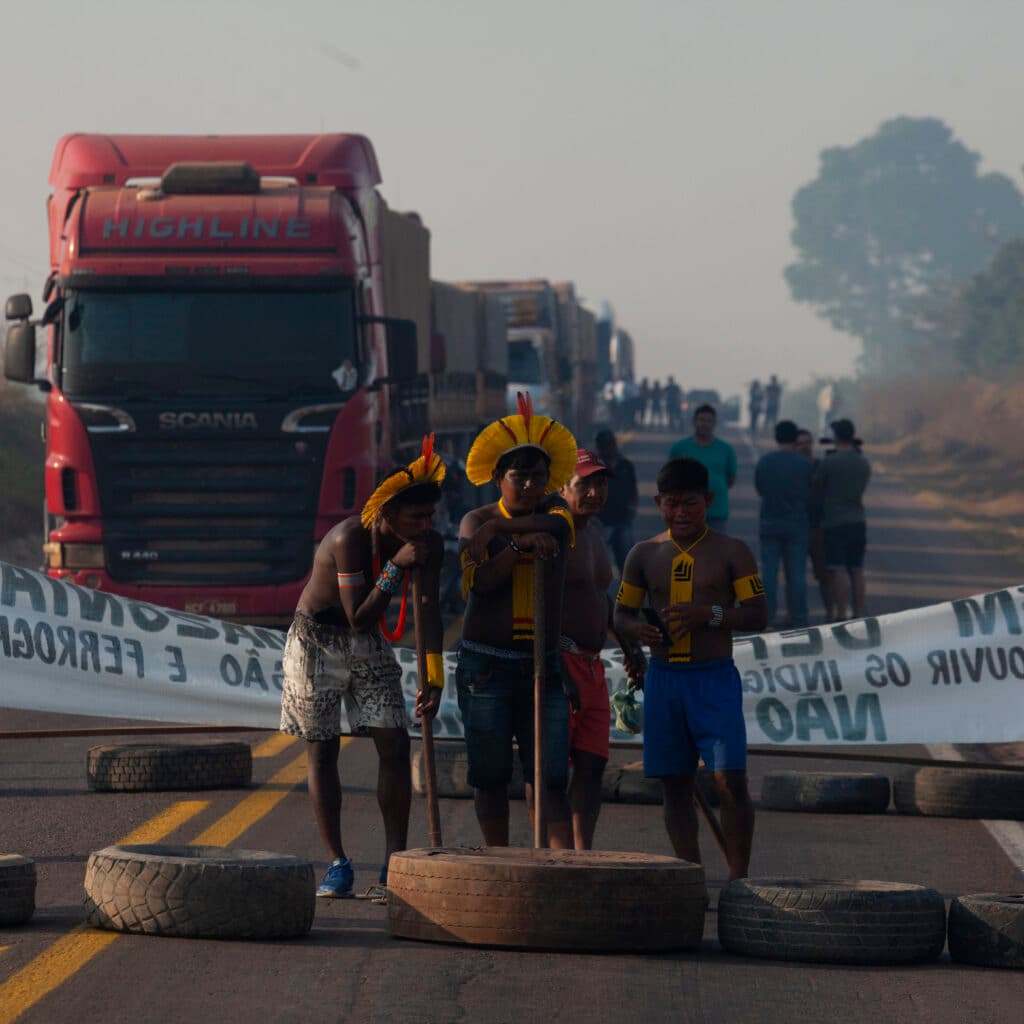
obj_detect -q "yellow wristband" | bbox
[616,581,644,609]
[733,574,765,601]
[426,652,445,689]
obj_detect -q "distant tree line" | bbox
[786,116,1024,377]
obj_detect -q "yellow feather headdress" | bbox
[360,433,447,529]
[465,392,577,493]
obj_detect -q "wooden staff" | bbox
[533,557,548,849]
[412,571,442,848]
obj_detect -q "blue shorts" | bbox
[643,657,747,777]
[455,648,570,791]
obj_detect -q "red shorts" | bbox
[562,649,610,761]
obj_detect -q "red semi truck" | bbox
[1,133,478,624]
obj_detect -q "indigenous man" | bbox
[613,457,767,879]
[559,449,646,849]
[280,436,446,899]
[458,393,578,847]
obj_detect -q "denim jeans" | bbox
[455,648,570,791]
[760,531,809,627]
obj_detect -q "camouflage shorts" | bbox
[279,613,407,741]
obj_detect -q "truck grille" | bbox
[92,436,325,585]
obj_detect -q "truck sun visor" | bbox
[160,162,261,196]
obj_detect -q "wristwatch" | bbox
[708,605,724,628]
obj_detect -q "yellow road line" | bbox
[251,733,298,759]
[118,801,210,846]
[0,800,208,1024]
[192,749,312,847]
[0,739,331,1023]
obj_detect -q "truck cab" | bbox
[3,134,416,624]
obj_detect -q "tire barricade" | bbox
[87,742,252,793]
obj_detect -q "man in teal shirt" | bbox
[669,404,737,531]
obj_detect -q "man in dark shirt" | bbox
[595,428,639,575]
[796,428,831,618]
[754,420,814,627]
[815,419,871,620]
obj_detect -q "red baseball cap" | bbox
[574,449,612,478]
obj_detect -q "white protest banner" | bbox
[2,562,1024,745]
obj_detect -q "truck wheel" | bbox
[84,845,315,939]
[412,742,524,800]
[718,879,946,964]
[949,893,1024,968]
[387,847,706,951]
[893,767,1024,819]
[87,743,252,792]
[0,855,36,926]
[760,771,891,813]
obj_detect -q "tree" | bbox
[957,240,1024,374]
[785,117,1024,374]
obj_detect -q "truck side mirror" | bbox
[4,322,37,383]
[357,315,419,385]
[5,294,33,321]
[384,318,418,383]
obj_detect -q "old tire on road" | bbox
[87,743,252,792]
[893,767,1024,819]
[949,893,1024,969]
[718,878,946,965]
[84,844,315,939]
[760,771,891,814]
[388,847,706,951]
[0,855,36,926]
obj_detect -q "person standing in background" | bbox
[754,420,813,628]
[795,428,831,618]
[665,376,683,433]
[650,379,664,429]
[815,419,871,621]
[748,380,764,437]
[637,378,650,430]
[559,449,646,849]
[595,428,639,575]
[669,404,737,532]
[764,375,782,433]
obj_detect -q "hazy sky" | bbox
[2,0,1022,398]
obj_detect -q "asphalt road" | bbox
[3,426,1024,1024]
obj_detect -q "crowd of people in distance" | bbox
[603,376,684,433]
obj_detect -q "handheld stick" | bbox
[412,572,442,847]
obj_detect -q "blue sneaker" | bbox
[316,857,354,898]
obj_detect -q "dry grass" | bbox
[856,374,1024,546]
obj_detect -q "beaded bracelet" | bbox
[375,559,404,595]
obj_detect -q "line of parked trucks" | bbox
[2,133,636,623]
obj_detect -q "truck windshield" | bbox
[507,340,543,384]
[60,286,358,399]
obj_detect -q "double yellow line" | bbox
[0,735,334,1024]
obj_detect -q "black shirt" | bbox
[598,456,638,527]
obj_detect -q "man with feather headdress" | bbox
[457,393,579,847]
[280,435,446,898]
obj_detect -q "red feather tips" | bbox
[516,391,533,434]
[421,432,435,469]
